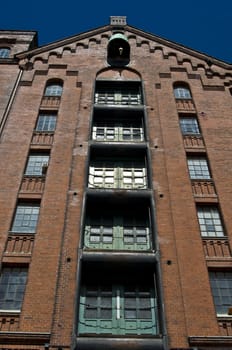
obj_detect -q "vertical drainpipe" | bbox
[0,67,23,138]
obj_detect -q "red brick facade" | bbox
[0,16,231,350]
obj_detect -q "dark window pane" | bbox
[0,268,27,310]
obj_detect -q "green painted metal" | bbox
[109,33,128,42]
[84,214,151,251]
[78,285,158,335]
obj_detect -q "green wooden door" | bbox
[88,160,147,189]
[84,214,151,251]
[78,284,158,336]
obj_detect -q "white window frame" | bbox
[92,125,144,142]
[174,86,191,99]
[45,84,63,96]
[0,267,28,311]
[36,114,57,132]
[11,203,40,234]
[0,48,10,58]
[95,91,141,105]
[179,117,200,135]
[88,160,147,189]
[187,157,211,179]
[209,271,232,316]
[25,154,50,176]
[197,206,225,237]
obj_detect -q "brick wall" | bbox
[0,25,231,350]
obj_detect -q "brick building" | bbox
[0,15,231,350]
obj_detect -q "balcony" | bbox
[4,234,34,256]
[31,131,54,146]
[88,153,148,191]
[88,166,147,190]
[84,226,152,252]
[191,180,217,198]
[176,98,195,112]
[20,176,45,194]
[94,81,143,107]
[92,126,144,143]
[95,93,142,106]
[218,318,232,336]
[84,196,153,253]
[0,314,20,331]
[40,95,60,109]
[183,135,204,149]
[76,337,164,350]
[78,265,159,337]
[202,238,231,258]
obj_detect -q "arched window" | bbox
[0,47,10,58]
[173,83,192,99]
[44,80,63,97]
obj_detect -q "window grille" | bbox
[84,213,151,251]
[209,271,232,315]
[95,82,142,106]
[174,86,191,99]
[180,117,200,135]
[187,158,211,179]
[0,267,28,310]
[92,121,144,142]
[11,203,40,233]
[0,48,10,58]
[44,83,63,96]
[79,284,158,335]
[36,114,57,131]
[25,154,49,176]
[197,206,225,237]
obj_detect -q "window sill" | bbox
[8,231,36,235]
[0,310,20,314]
[33,130,54,134]
[202,236,228,239]
[189,335,232,345]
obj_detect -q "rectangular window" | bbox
[88,159,147,189]
[45,83,63,97]
[35,114,57,132]
[179,117,200,135]
[209,271,232,315]
[0,267,28,311]
[25,153,49,176]
[124,287,152,319]
[94,82,142,106]
[84,212,151,251]
[79,283,158,335]
[187,157,211,179]
[174,87,191,99]
[197,206,225,237]
[11,203,40,233]
[84,286,113,320]
[0,48,10,58]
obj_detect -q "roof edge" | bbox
[15,23,232,68]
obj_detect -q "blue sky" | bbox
[1,0,231,63]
